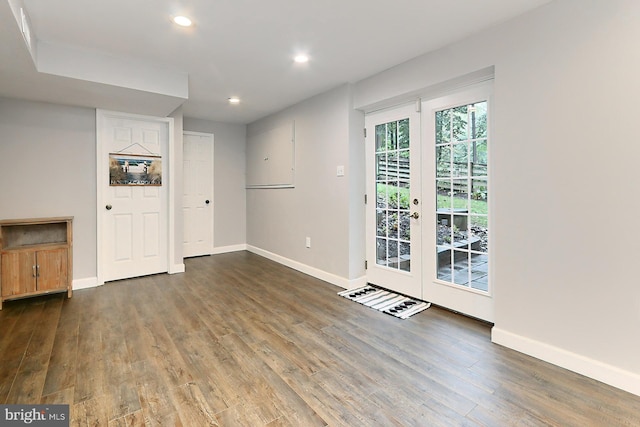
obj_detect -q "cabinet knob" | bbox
[205,200,210,205]
[106,204,112,210]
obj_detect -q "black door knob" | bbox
[205,200,210,204]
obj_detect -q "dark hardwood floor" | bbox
[1,251,639,426]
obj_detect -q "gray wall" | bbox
[0,98,97,281]
[183,117,247,248]
[246,84,365,281]
[354,0,640,387]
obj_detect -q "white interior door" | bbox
[365,103,422,299]
[422,84,494,322]
[183,131,214,258]
[97,111,170,282]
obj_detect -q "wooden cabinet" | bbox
[0,217,72,309]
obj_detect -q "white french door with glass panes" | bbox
[365,103,422,299]
[422,84,493,322]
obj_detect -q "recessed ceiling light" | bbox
[294,54,309,64]
[228,97,240,105]
[173,16,192,27]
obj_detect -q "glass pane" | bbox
[398,119,410,149]
[376,209,387,238]
[452,251,469,286]
[452,142,468,177]
[388,182,399,208]
[452,106,468,141]
[436,145,451,178]
[376,182,387,208]
[399,151,409,180]
[388,211,398,239]
[376,238,387,265]
[437,249,452,281]
[388,152,399,183]
[471,179,487,211]
[470,102,487,139]
[387,121,397,151]
[470,216,488,253]
[376,153,387,181]
[375,124,386,152]
[436,180,451,210]
[399,242,410,272]
[399,211,410,241]
[435,110,450,143]
[452,179,469,205]
[470,253,489,291]
[388,240,398,263]
[471,140,487,176]
[452,215,468,249]
[398,181,410,209]
[437,214,453,248]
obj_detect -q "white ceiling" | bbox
[0,0,552,124]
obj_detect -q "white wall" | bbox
[246,84,365,286]
[183,117,247,249]
[0,97,97,282]
[354,0,640,394]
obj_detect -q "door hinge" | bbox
[364,128,367,138]
[364,194,367,204]
[365,260,368,269]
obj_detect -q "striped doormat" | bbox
[338,285,431,319]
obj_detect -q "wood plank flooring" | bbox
[1,251,639,426]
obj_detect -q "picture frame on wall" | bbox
[109,153,162,186]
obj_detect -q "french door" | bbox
[422,85,493,322]
[365,84,493,322]
[365,104,422,299]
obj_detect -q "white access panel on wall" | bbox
[246,121,295,188]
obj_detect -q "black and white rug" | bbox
[338,285,431,319]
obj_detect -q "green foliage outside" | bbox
[377,183,410,209]
[376,183,487,228]
[437,195,487,227]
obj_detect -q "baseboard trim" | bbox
[211,244,248,255]
[247,245,364,290]
[492,327,640,397]
[73,276,99,290]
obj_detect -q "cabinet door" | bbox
[36,248,68,292]
[1,251,37,297]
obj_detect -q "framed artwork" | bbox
[109,153,162,186]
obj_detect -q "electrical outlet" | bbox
[305,237,311,248]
